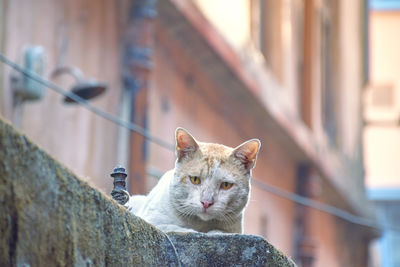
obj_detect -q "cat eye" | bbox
[220,182,234,190]
[189,176,201,185]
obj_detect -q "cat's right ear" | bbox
[175,128,199,162]
[232,139,261,171]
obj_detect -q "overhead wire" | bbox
[251,179,399,232]
[0,52,396,234]
[0,53,174,151]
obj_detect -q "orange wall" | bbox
[311,210,341,267]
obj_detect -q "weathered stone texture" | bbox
[0,118,295,266]
[169,233,295,266]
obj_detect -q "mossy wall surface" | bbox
[0,118,295,266]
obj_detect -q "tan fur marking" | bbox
[209,157,214,174]
[180,176,187,184]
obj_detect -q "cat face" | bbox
[171,128,260,223]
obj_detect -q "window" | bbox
[250,0,283,82]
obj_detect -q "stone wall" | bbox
[0,118,295,266]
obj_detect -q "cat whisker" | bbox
[218,212,237,226]
[174,203,198,219]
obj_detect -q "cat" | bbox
[121,128,260,234]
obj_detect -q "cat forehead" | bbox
[198,143,243,176]
[198,142,234,158]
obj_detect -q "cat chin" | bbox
[197,212,215,221]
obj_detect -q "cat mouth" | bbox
[197,209,214,221]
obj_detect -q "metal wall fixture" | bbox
[11,46,46,102]
[110,165,129,205]
[51,66,107,103]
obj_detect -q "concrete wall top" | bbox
[0,118,295,266]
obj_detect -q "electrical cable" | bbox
[251,179,400,233]
[163,232,182,267]
[0,53,174,151]
[0,52,396,234]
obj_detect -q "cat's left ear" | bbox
[175,127,199,162]
[232,139,261,170]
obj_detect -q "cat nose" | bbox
[201,200,214,209]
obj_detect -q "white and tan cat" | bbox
[124,128,260,234]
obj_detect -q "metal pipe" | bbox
[123,0,157,195]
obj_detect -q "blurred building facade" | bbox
[0,0,378,266]
[365,0,400,266]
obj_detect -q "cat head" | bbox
[171,128,261,222]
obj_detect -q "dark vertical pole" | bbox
[294,164,316,267]
[122,0,157,194]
